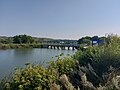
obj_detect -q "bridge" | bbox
[42,43,80,50]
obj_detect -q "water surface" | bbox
[0,48,75,79]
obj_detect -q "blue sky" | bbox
[0,0,120,39]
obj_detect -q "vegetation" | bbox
[10,64,57,90]
[74,35,120,85]
[77,36,107,46]
[0,34,54,49]
[0,35,120,90]
[0,43,42,49]
[49,53,77,76]
[0,36,13,44]
[0,35,53,44]
[13,35,35,44]
[0,34,78,49]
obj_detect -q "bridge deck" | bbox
[43,43,79,47]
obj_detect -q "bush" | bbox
[0,63,58,90]
[74,35,120,85]
[48,53,77,76]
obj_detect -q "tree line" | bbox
[0,34,109,46]
[0,34,53,44]
[77,36,107,46]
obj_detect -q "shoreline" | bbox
[0,43,42,49]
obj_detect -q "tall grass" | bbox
[74,35,120,86]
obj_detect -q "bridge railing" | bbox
[41,43,79,47]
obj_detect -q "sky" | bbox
[0,0,120,39]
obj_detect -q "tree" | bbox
[13,34,35,44]
[91,36,99,41]
[78,36,92,45]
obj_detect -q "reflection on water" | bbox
[14,48,33,58]
[0,48,75,79]
[13,48,34,62]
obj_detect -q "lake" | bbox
[0,48,76,79]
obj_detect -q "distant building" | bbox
[92,39,103,46]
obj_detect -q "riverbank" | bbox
[0,43,42,49]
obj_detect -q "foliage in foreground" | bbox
[0,64,57,90]
[48,54,77,76]
[74,35,120,86]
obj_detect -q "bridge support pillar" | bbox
[50,46,52,49]
[57,46,60,49]
[72,47,75,50]
[68,47,70,50]
[43,44,79,50]
[48,46,50,48]
[61,46,65,50]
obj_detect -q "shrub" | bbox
[74,35,120,86]
[0,63,58,90]
[49,53,77,76]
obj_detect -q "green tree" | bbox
[91,36,99,40]
[78,36,92,45]
[13,34,35,44]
